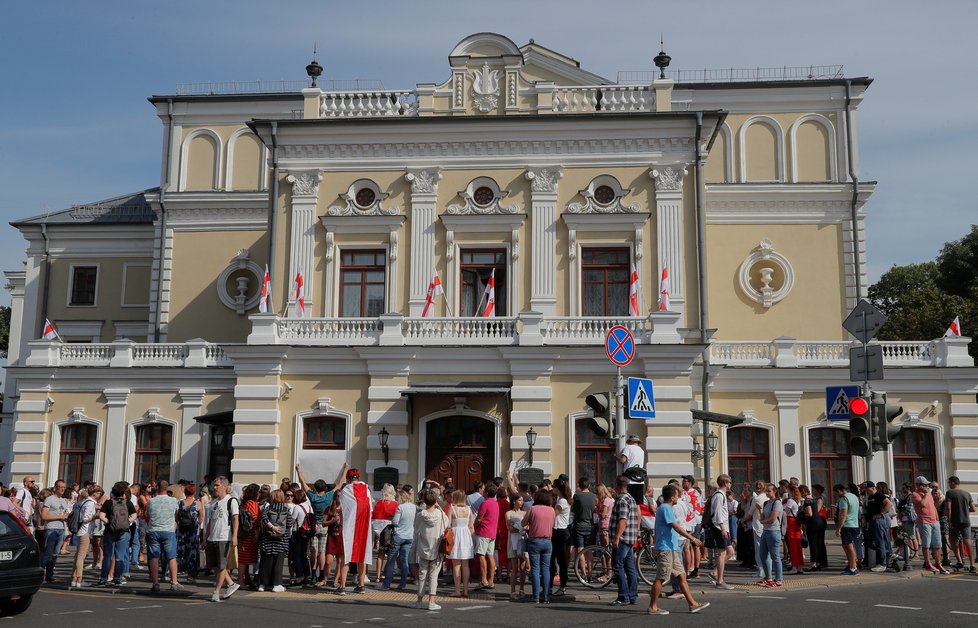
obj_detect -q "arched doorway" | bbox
[425,415,495,491]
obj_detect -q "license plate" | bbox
[0,551,12,561]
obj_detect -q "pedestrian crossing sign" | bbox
[627,377,656,419]
[826,385,860,421]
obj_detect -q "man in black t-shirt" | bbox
[571,478,598,574]
[946,476,976,570]
[863,482,892,571]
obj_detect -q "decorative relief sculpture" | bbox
[737,239,794,308]
[447,177,520,215]
[525,167,562,193]
[286,170,322,197]
[651,165,686,192]
[216,249,263,315]
[567,176,641,214]
[327,180,399,216]
[405,169,441,194]
[471,62,500,113]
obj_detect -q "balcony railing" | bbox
[709,338,971,368]
[551,85,653,113]
[320,90,418,118]
[27,339,232,368]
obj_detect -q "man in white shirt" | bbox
[205,476,239,602]
[739,480,768,578]
[616,435,646,503]
[707,475,734,589]
[15,477,36,530]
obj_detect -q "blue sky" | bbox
[1,1,976,308]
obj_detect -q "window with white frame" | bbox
[459,249,506,316]
[133,424,172,485]
[581,248,630,316]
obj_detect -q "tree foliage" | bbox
[869,225,978,358]
[0,305,9,359]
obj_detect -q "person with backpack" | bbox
[236,483,261,589]
[258,489,293,592]
[289,487,313,586]
[70,487,100,588]
[96,482,137,586]
[176,483,203,582]
[205,476,239,602]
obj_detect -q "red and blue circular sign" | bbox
[605,325,635,367]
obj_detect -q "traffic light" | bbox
[872,391,904,451]
[586,391,615,438]
[848,393,872,457]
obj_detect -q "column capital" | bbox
[525,167,563,194]
[650,164,688,194]
[774,390,803,408]
[103,388,131,406]
[178,387,206,407]
[286,170,323,198]
[405,168,441,195]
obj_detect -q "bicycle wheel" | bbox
[636,545,658,586]
[575,544,613,589]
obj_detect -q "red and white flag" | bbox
[258,265,271,314]
[339,481,373,565]
[945,316,962,338]
[293,271,305,318]
[481,269,496,318]
[628,264,641,317]
[421,273,444,318]
[41,318,58,341]
[658,266,670,311]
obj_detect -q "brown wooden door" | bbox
[425,416,494,491]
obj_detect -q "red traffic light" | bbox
[850,397,869,415]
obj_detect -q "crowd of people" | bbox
[1,440,975,614]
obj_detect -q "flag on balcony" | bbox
[629,264,640,316]
[421,272,444,318]
[41,318,59,341]
[258,265,271,314]
[293,271,306,318]
[945,316,962,338]
[482,269,496,317]
[658,266,670,311]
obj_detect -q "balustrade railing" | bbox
[540,316,654,344]
[552,85,652,113]
[403,317,518,344]
[320,91,418,117]
[277,318,381,345]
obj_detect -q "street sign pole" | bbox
[861,310,872,483]
[616,366,625,455]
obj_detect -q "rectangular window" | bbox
[581,248,629,316]
[339,250,386,317]
[69,266,98,306]
[303,417,346,450]
[459,249,506,316]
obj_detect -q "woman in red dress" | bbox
[237,483,261,588]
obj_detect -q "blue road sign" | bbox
[627,377,656,419]
[826,385,860,420]
[605,325,635,367]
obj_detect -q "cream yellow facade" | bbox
[3,33,975,514]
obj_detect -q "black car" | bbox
[0,510,42,616]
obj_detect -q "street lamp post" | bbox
[379,426,390,465]
[526,427,537,466]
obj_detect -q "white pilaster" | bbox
[651,165,687,312]
[178,388,205,483]
[525,167,561,315]
[406,168,441,316]
[775,391,803,481]
[103,388,130,483]
[286,170,322,316]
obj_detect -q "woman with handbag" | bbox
[784,486,806,574]
[413,490,450,611]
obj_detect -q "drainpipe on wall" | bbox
[844,80,862,301]
[694,112,712,488]
[268,121,279,305]
[153,98,174,342]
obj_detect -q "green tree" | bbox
[0,305,9,359]
[869,225,978,359]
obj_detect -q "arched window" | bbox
[303,416,346,450]
[809,427,852,490]
[133,424,172,485]
[575,418,617,487]
[59,424,96,486]
[727,426,770,488]
[892,428,937,489]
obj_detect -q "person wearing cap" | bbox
[616,435,646,504]
[863,481,892,572]
[911,475,946,573]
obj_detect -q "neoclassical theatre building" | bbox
[3,33,976,506]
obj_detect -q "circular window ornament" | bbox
[593,185,616,206]
[737,239,794,308]
[354,187,376,209]
[473,186,495,207]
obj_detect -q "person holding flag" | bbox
[658,267,670,311]
[945,316,962,338]
[293,271,306,318]
[258,265,272,314]
[629,264,641,316]
[337,468,373,594]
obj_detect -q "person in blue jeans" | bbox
[40,480,70,582]
[524,490,555,603]
[382,486,416,590]
[864,481,892,571]
[759,483,784,587]
[96,482,137,586]
[610,476,639,606]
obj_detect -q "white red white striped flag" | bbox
[945,316,962,338]
[293,271,305,318]
[258,265,271,314]
[421,273,444,318]
[482,269,496,318]
[658,266,670,311]
[629,264,641,317]
[339,481,373,565]
[41,318,58,341]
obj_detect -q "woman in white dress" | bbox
[448,490,474,597]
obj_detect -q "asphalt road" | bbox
[16,569,978,627]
